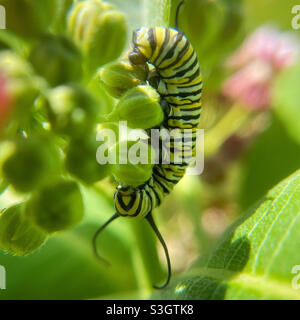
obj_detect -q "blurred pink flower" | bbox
[0,73,12,128]
[223,26,299,110]
[223,60,272,110]
[227,26,299,70]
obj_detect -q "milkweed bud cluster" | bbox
[98,57,164,187]
[0,0,128,255]
[68,0,127,75]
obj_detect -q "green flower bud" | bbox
[0,51,42,119]
[88,74,116,114]
[98,59,147,98]
[46,84,99,137]
[0,0,59,38]
[0,204,47,256]
[52,0,74,33]
[66,134,111,184]
[25,180,84,234]
[96,122,120,165]
[110,140,155,187]
[68,0,127,75]
[29,34,82,87]
[0,51,31,78]
[98,122,120,139]
[107,85,164,129]
[2,135,61,193]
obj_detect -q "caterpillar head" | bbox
[128,27,149,65]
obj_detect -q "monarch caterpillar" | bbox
[93,1,202,289]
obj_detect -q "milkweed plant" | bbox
[0,0,300,300]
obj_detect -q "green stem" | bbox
[129,217,165,298]
[204,104,252,157]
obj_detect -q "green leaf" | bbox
[153,170,300,300]
[272,63,300,145]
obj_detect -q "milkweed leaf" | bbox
[154,170,300,299]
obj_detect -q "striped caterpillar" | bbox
[94,2,202,289]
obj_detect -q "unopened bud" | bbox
[66,134,111,184]
[68,0,127,75]
[2,135,61,193]
[25,180,84,234]
[110,140,155,187]
[107,85,163,129]
[46,84,99,137]
[29,34,82,87]
[52,0,74,33]
[98,60,147,98]
[0,204,47,256]
[97,122,120,139]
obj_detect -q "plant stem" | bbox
[129,217,165,298]
[204,104,251,157]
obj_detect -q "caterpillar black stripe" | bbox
[93,3,202,289]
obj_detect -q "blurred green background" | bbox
[0,0,299,300]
